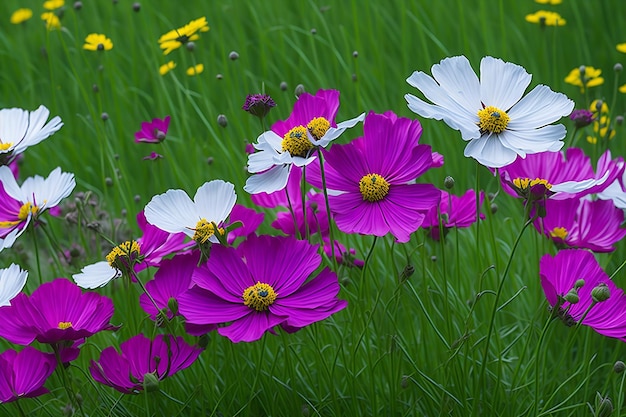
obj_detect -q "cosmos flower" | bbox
[525,10,566,26]
[564,66,604,93]
[540,249,626,341]
[83,33,113,51]
[90,334,202,394]
[405,55,574,168]
[534,198,626,252]
[10,8,33,24]
[0,105,63,165]
[178,235,347,343]
[0,347,56,403]
[308,111,441,243]
[73,211,190,289]
[498,148,624,201]
[244,89,364,194]
[134,116,171,144]
[144,180,237,246]
[0,166,75,251]
[0,278,116,347]
[421,189,485,240]
[0,264,28,307]
[158,17,209,55]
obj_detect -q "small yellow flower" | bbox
[40,12,60,30]
[10,8,33,24]
[158,16,210,55]
[186,64,204,76]
[159,61,176,75]
[525,10,566,26]
[617,43,626,54]
[43,0,64,10]
[587,100,615,143]
[564,66,604,93]
[535,0,562,4]
[619,84,626,94]
[83,33,113,51]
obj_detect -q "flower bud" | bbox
[616,115,624,126]
[595,100,604,113]
[594,393,613,417]
[132,2,141,12]
[399,264,415,283]
[614,63,623,73]
[167,297,179,316]
[294,84,306,97]
[490,203,498,214]
[444,176,455,189]
[101,112,109,121]
[229,51,239,61]
[591,283,611,303]
[74,1,83,10]
[574,279,585,289]
[352,50,358,58]
[186,42,195,52]
[280,81,288,91]
[143,372,160,393]
[217,114,228,128]
[563,288,579,304]
[614,361,626,374]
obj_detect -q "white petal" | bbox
[73,261,120,289]
[316,112,365,147]
[244,165,290,194]
[498,125,566,155]
[0,225,28,252]
[0,108,29,147]
[597,180,626,209]
[247,147,279,173]
[261,131,283,151]
[507,85,574,129]
[0,166,23,201]
[292,154,317,167]
[463,134,519,168]
[0,264,28,306]
[13,105,63,155]
[22,168,75,210]
[405,92,480,140]
[144,189,198,235]
[552,171,611,194]
[479,56,531,110]
[193,180,237,224]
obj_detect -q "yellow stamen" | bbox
[359,173,390,202]
[477,105,510,134]
[0,143,13,151]
[550,227,568,240]
[58,321,73,330]
[243,282,277,311]
[307,117,331,141]
[281,126,313,157]
[106,240,141,269]
[18,203,38,221]
[191,219,225,244]
[512,177,553,191]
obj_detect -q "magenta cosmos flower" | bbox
[134,116,170,143]
[499,148,624,201]
[421,189,485,240]
[90,334,202,394]
[244,89,364,194]
[178,235,347,343]
[309,111,441,243]
[0,278,116,346]
[0,347,56,403]
[540,249,626,340]
[534,198,626,252]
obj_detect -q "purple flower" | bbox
[242,94,276,119]
[569,109,595,128]
[143,152,164,160]
[421,189,485,240]
[308,111,441,243]
[0,347,56,403]
[534,198,626,252]
[499,148,624,201]
[540,249,626,340]
[0,278,117,346]
[134,116,170,143]
[90,334,202,394]
[178,235,347,343]
[135,210,192,271]
[226,204,265,245]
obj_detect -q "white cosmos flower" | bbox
[0,264,28,306]
[144,179,236,244]
[405,56,575,168]
[0,166,75,251]
[243,114,364,195]
[0,105,63,163]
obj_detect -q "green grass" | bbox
[1,0,626,415]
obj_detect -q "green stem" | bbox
[14,401,27,417]
[301,165,309,240]
[317,148,338,271]
[530,314,557,415]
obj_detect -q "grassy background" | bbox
[1,0,626,415]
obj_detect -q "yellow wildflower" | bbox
[40,12,60,30]
[186,64,204,76]
[10,8,33,24]
[564,66,604,93]
[158,16,209,55]
[83,33,113,51]
[535,0,562,4]
[525,10,566,26]
[617,43,626,54]
[159,61,176,75]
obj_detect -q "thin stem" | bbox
[54,348,86,417]
[317,148,338,271]
[30,225,42,286]
[14,401,27,417]
[301,165,310,240]
[530,314,557,415]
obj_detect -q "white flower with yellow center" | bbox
[0,264,28,306]
[0,105,63,164]
[405,56,574,168]
[144,180,236,244]
[0,166,75,251]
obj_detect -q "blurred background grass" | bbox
[1,0,626,415]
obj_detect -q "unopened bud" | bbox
[399,264,415,283]
[132,2,140,12]
[186,41,195,51]
[310,28,317,35]
[216,73,223,80]
[574,279,585,289]
[490,203,498,214]
[595,100,604,113]
[594,393,613,417]
[444,176,455,189]
[280,81,288,91]
[198,333,210,349]
[591,283,611,303]
[105,177,113,187]
[614,63,623,73]
[616,115,624,126]
[101,112,109,121]
[167,297,179,316]
[143,372,160,393]
[229,51,239,61]
[217,114,228,128]
[579,65,586,76]
[563,288,579,304]
[614,361,626,374]
[294,84,306,97]
[352,50,358,58]
[74,1,83,10]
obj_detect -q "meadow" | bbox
[1,0,626,415]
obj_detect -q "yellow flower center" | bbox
[106,240,141,269]
[512,178,553,192]
[307,117,331,141]
[549,227,568,240]
[243,282,277,311]
[0,142,12,151]
[58,321,73,330]
[18,202,38,221]
[192,219,225,244]
[477,106,510,134]
[281,126,313,157]
[359,174,390,202]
